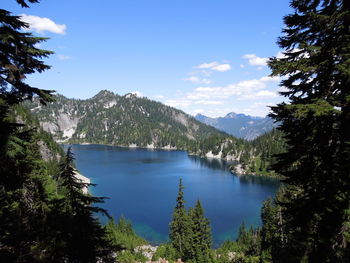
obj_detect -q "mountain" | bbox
[24,90,286,177]
[24,90,228,149]
[195,112,277,140]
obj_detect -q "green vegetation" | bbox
[164,0,350,261]
[0,1,118,262]
[188,200,214,263]
[263,0,350,261]
[238,129,286,177]
[26,93,286,177]
[152,244,178,262]
[169,178,194,261]
[1,0,349,262]
[53,148,117,262]
[169,179,214,263]
[105,216,147,250]
[215,223,262,263]
[166,179,268,263]
[105,216,149,263]
[24,91,228,149]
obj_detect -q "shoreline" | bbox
[61,142,180,151]
[73,170,91,194]
[61,142,279,179]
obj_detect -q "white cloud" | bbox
[165,67,284,118]
[20,14,67,35]
[164,99,191,108]
[242,90,278,100]
[186,76,280,101]
[260,76,281,82]
[194,100,223,105]
[277,86,288,93]
[153,95,164,99]
[197,62,219,69]
[201,70,213,77]
[57,54,72,61]
[211,63,231,72]
[184,76,212,84]
[165,98,227,108]
[193,109,204,114]
[196,61,231,72]
[241,102,273,117]
[242,54,268,66]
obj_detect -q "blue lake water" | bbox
[64,144,279,247]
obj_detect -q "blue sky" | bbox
[4,0,292,117]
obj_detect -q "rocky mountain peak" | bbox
[93,90,116,99]
[224,112,238,119]
[196,112,276,140]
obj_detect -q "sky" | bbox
[3,0,292,117]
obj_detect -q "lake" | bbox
[64,144,279,247]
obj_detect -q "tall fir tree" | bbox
[0,1,53,159]
[0,124,54,262]
[55,147,116,263]
[0,1,119,262]
[260,194,287,262]
[0,1,55,262]
[169,178,193,261]
[188,200,213,263]
[268,0,350,261]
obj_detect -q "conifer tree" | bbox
[0,6,54,107]
[56,147,116,263]
[0,0,53,158]
[1,2,118,262]
[0,125,54,262]
[16,1,39,8]
[188,200,213,263]
[268,0,350,261]
[58,147,108,214]
[0,1,55,261]
[260,197,286,262]
[169,178,193,261]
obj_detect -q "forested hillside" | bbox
[25,91,286,177]
[26,91,288,177]
[24,91,228,148]
[238,129,286,177]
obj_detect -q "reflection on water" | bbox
[188,155,236,171]
[188,155,279,188]
[236,174,280,187]
[136,158,168,164]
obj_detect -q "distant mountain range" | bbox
[195,112,277,140]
